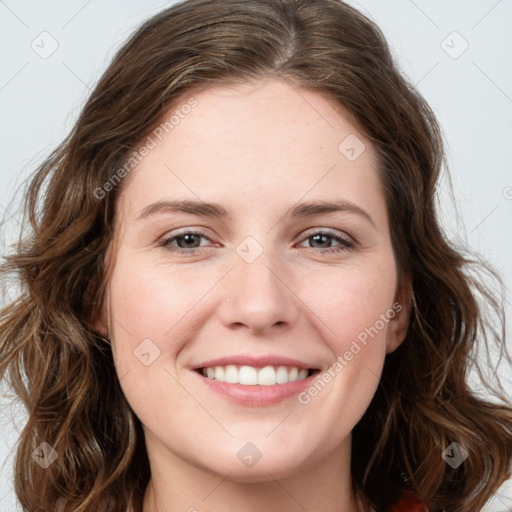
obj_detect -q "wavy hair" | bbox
[1,0,511,511]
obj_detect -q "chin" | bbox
[194,444,317,483]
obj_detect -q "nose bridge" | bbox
[236,244,281,298]
[218,237,298,333]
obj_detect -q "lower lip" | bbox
[194,370,319,406]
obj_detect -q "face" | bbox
[96,78,410,482]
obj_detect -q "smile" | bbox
[199,365,315,385]
[194,365,321,406]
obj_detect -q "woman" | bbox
[1,0,511,511]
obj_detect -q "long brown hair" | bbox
[1,1,511,511]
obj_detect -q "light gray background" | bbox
[0,0,511,510]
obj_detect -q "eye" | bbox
[158,228,356,256]
[298,229,355,253]
[158,229,216,254]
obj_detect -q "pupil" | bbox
[312,234,329,248]
[176,234,333,250]
[178,234,199,248]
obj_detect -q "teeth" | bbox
[257,366,275,385]
[201,365,310,385]
[214,366,224,381]
[276,366,289,384]
[225,365,238,383]
[239,365,258,385]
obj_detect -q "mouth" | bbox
[195,365,319,385]
[192,360,321,406]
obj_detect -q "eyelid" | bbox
[298,227,355,244]
[158,227,216,247]
[158,226,357,255]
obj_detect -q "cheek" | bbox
[301,257,398,348]
[108,248,398,372]
[109,253,211,341]
[105,253,220,409]
[291,260,397,418]
[108,245,397,425]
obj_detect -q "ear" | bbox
[386,278,412,354]
[89,244,115,339]
[92,287,110,338]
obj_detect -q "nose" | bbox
[216,246,299,336]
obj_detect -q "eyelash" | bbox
[158,228,356,255]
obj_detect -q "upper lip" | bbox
[193,355,318,371]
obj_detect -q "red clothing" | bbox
[389,490,428,511]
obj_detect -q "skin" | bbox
[95,78,411,512]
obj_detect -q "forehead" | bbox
[117,78,384,220]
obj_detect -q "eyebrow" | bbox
[137,198,375,227]
[137,199,228,219]
[289,200,375,227]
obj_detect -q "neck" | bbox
[142,433,371,512]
